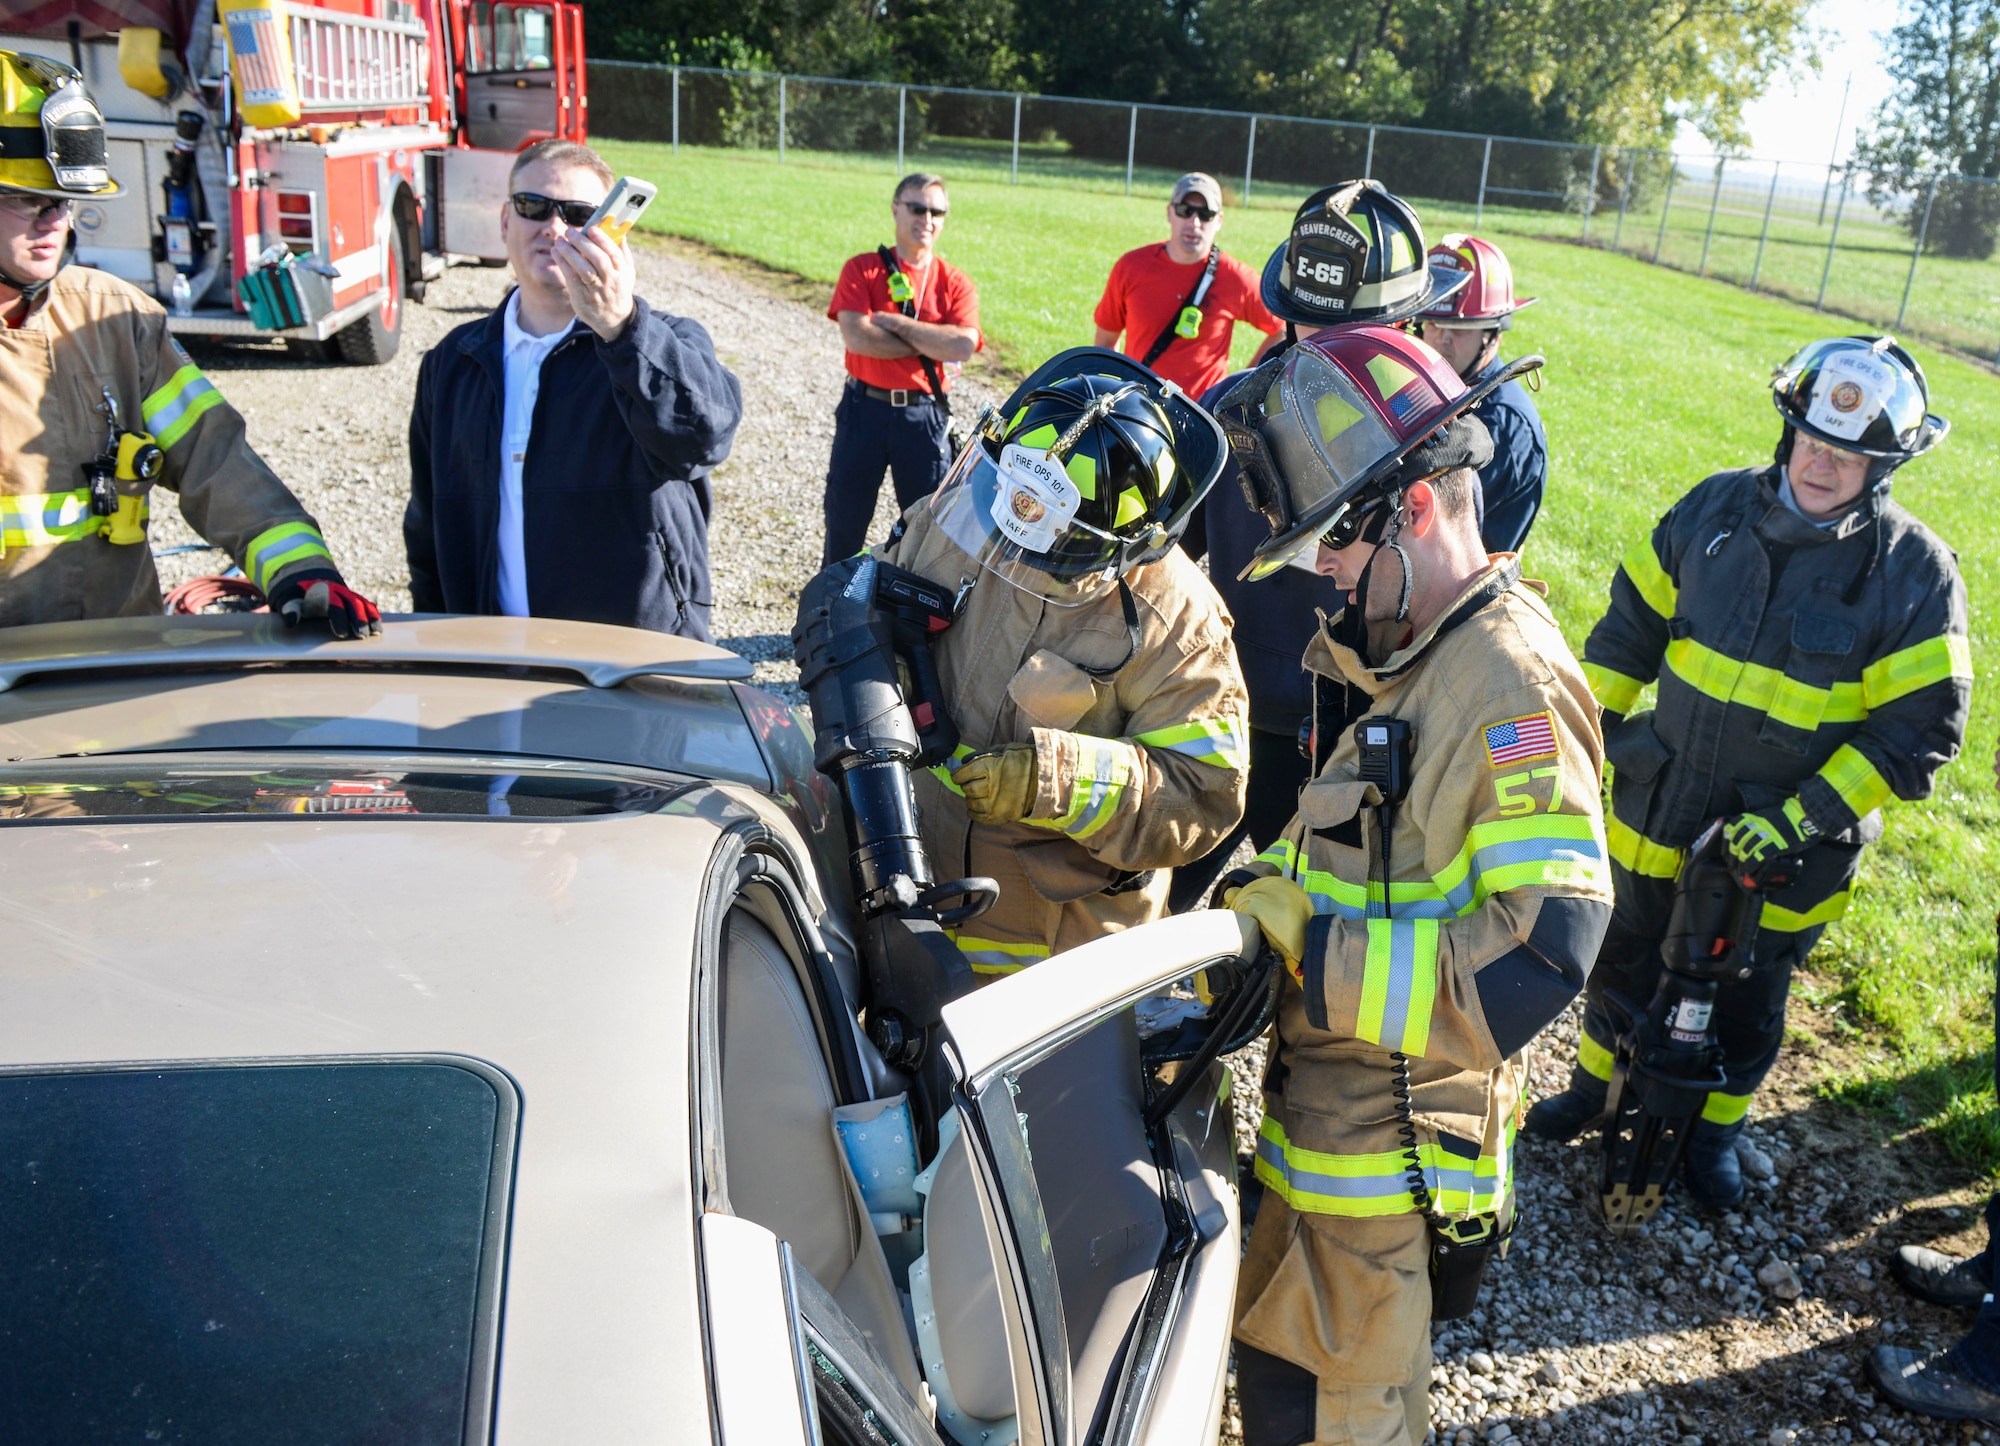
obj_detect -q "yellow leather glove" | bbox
[952,743,1039,826]
[1225,875,1314,978]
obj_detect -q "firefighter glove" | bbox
[1225,874,1314,979]
[269,568,383,641]
[1721,796,1819,885]
[953,743,1038,826]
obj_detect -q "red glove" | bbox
[268,569,382,640]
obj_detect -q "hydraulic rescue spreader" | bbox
[1598,819,1804,1234]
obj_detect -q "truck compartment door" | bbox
[436,148,514,261]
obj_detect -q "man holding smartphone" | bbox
[822,172,982,565]
[405,139,742,639]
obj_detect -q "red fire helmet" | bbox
[1213,323,1543,579]
[1419,234,1538,329]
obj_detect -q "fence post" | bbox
[1364,125,1376,178]
[1010,93,1021,184]
[1652,155,1678,263]
[1581,143,1602,240]
[1897,173,1941,329]
[671,67,679,156]
[1750,161,1780,290]
[1698,157,1725,277]
[1612,152,1633,250]
[897,86,905,172]
[777,74,786,162]
[1816,165,1851,311]
[1474,136,1492,227]
[1125,105,1137,194]
[1243,115,1257,203]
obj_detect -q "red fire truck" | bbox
[1,0,586,363]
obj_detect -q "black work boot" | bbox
[1868,1346,2000,1423]
[1894,1244,1993,1312]
[1522,1072,1608,1142]
[1681,1117,1745,1212]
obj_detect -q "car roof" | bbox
[0,803,734,1441]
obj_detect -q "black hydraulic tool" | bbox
[793,554,997,1151]
[1598,820,1804,1234]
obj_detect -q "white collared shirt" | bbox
[498,291,575,617]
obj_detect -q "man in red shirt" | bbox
[823,172,982,564]
[1093,172,1282,397]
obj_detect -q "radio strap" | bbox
[1140,244,1220,369]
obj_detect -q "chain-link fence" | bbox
[588,60,2000,366]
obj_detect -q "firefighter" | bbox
[1413,234,1549,553]
[0,51,377,636]
[1525,336,1969,1211]
[1213,325,1610,1446]
[864,347,1249,973]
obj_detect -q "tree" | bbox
[1855,0,2000,258]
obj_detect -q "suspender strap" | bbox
[1140,244,1220,369]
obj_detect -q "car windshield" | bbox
[0,1059,517,1442]
[0,763,698,821]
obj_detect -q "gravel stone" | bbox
[1739,1139,1777,1181]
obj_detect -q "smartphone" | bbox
[586,176,657,245]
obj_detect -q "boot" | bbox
[1522,1071,1608,1142]
[1868,1346,2000,1423]
[1681,1117,1745,1211]
[1894,1244,1993,1312]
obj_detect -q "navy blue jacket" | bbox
[1467,354,1548,554]
[1189,359,1547,735]
[405,294,741,640]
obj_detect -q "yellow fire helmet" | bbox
[0,50,120,198]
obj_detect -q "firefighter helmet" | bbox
[929,347,1227,603]
[1771,335,1946,464]
[0,50,119,199]
[1259,180,1470,329]
[1215,324,1543,580]
[1419,234,1537,329]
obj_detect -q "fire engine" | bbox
[1,0,586,364]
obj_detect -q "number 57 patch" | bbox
[1495,767,1563,817]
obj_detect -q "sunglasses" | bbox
[900,201,949,219]
[511,192,598,227]
[1320,496,1390,552]
[1173,201,1218,222]
[0,193,75,223]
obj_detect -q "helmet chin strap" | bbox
[0,226,72,311]
[1337,490,1414,657]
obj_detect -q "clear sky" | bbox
[1678,0,1901,163]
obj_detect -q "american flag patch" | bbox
[1484,711,1558,767]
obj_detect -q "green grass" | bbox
[602,140,2000,1174]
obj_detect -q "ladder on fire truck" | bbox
[236,1,431,115]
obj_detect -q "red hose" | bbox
[163,575,269,615]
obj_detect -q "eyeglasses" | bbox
[0,193,75,224]
[510,192,598,227]
[1320,496,1389,552]
[900,201,949,219]
[1173,201,1218,222]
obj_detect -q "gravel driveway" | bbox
[171,241,1993,1446]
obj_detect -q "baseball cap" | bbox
[1171,173,1223,211]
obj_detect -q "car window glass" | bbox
[0,1059,516,1443]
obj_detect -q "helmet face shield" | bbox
[929,440,1125,605]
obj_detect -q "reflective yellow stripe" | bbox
[1035,737,1136,840]
[1700,1091,1753,1125]
[1585,661,1644,717]
[1131,712,1249,770]
[142,362,223,450]
[0,489,148,550]
[928,742,978,796]
[243,521,332,595]
[946,933,1051,976]
[1664,637,1866,731]
[1861,632,1971,708]
[1355,916,1440,1056]
[1606,814,1684,879]
[1818,742,1893,819]
[1577,1026,1616,1083]
[1254,1114,1513,1219]
[1760,889,1850,932]
[1619,539,1677,621]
